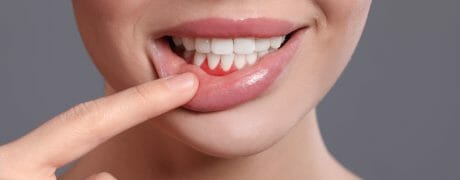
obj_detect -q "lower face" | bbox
[72,0,371,157]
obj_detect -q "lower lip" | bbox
[149,28,307,112]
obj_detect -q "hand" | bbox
[0,73,198,180]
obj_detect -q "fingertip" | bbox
[165,72,199,93]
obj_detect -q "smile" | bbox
[168,35,286,76]
[149,18,308,112]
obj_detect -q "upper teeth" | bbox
[173,36,286,71]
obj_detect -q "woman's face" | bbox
[72,0,371,157]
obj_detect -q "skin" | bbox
[0,0,371,179]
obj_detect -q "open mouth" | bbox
[148,18,308,112]
[165,34,290,76]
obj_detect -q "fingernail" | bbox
[165,73,196,91]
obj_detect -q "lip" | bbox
[148,18,308,112]
[157,18,296,38]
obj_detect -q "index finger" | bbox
[4,73,198,169]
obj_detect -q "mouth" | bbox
[148,18,308,112]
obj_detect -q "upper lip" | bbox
[156,17,304,38]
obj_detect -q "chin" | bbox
[154,92,319,158]
[151,40,329,158]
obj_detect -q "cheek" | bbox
[73,0,149,20]
[316,0,371,21]
[313,0,371,63]
[72,0,156,89]
[315,0,372,42]
[288,0,372,105]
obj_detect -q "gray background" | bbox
[0,1,459,179]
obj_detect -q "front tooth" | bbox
[221,54,234,71]
[207,54,220,70]
[194,52,206,66]
[172,37,182,46]
[254,38,271,52]
[182,38,195,51]
[234,54,246,70]
[234,38,255,54]
[212,38,233,55]
[246,53,257,65]
[270,36,285,49]
[195,38,211,53]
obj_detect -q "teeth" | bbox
[172,37,182,46]
[195,38,211,53]
[174,35,286,72]
[246,53,258,65]
[221,54,234,71]
[207,54,220,70]
[254,38,271,52]
[194,52,206,66]
[234,38,255,54]
[234,54,246,70]
[182,38,195,51]
[212,38,234,55]
[270,36,285,49]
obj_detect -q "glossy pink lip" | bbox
[148,18,307,112]
[157,18,295,38]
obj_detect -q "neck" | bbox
[62,86,357,179]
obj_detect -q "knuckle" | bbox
[133,85,151,105]
[64,100,105,125]
[68,101,99,120]
[58,100,106,138]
